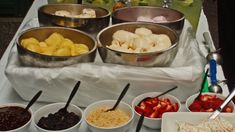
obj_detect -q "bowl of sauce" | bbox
[33,102,83,132]
[0,103,32,132]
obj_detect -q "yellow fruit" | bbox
[74,44,89,51]
[21,37,39,48]
[53,47,71,56]
[40,46,56,56]
[26,43,41,53]
[39,42,48,47]
[60,38,74,49]
[71,44,89,56]
[45,32,64,47]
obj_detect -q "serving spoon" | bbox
[208,59,223,93]
[203,32,223,65]
[106,83,130,112]
[59,81,80,113]
[22,90,42,114]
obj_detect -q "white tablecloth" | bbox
[0,0,228,131]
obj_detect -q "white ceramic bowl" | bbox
[33,102,83,132]
[186,92,235,112]
[0,103,33,132]
[84,100,134,132]
[132,92,181,129]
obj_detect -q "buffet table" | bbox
[0,0,229,131]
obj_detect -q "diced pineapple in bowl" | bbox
[16,27,97,67]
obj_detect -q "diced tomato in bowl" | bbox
[132,92,181,129]
[186,92,234,113]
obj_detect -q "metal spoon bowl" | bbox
[209,84,223,94]
[206,50,223,65]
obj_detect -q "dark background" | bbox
[217,0,235,93]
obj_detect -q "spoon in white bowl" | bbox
[22,90,42,114]
[58,81,80,114]
[194,68,209,101]
[209,88,235,120]
[135,114,144,132]
[106,83,130,112]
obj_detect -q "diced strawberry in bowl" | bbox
[186,92,234,113]
[132,92,181,129]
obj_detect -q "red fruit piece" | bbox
[206,108,214,112]
[165,104,173,112]
[173,103,179,111]
[223,106,233,113]
[189,101,201,111]
[149,111,158,118]
[135,106,145,115]
[136,96,179,119]
[160,101,167,109]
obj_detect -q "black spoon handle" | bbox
[195,69,209,100]
[24,90,42,112]
[64,81,80,110]
[136,114,144,132]
[156,86,178,98]
[110,83,130,111]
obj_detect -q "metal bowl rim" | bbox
[17,26,97,58]
[112,6,185,24]
[96,22,179,55]
[38,4,111,19]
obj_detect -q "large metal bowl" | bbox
[97,22,179,67]
[112,6,184,34]
[38,4,110,35]
[17,27,97,67]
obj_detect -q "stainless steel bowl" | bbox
[97,22,179,67]
[112,6,184,34]
[17,27,97,67]
[38,4,110,35]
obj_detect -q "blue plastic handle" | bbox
[209,59,217,85]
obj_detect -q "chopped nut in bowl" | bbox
[84,100,134,132]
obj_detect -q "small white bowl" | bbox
[84,100,134,132]
[186,92,235,112]
[0,103,33,132]
[33,102,83,132]
[132,92,181,129]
